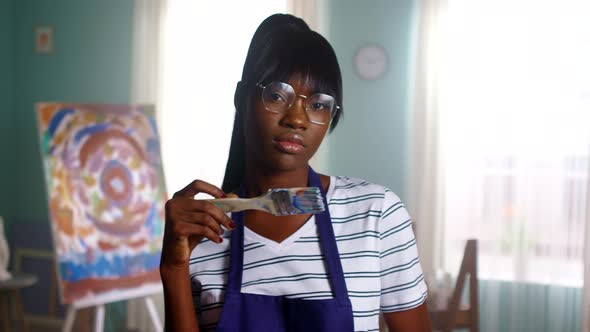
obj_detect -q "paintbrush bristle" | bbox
[268,187,325,216]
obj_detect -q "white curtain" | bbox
[413,0,590,330]
[128,1,166,331]
[287,0,319,31]
[130,0,165,116]
[407,0,447,287]
[439,0,589,282]
[584,158,590,331]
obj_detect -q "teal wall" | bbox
[5,1,134,330]
[12,0,134,226]
[0,0,16,225]
[324,0,418,199]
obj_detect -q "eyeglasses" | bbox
[256,81,339,125]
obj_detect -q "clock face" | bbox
[353,44,388,81]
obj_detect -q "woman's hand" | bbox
[160,181,236,332]
[160,180,236,270]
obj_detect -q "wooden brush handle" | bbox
[207,198,256,213]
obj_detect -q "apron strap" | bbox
[308,166,350,300]
[226,188,246,294]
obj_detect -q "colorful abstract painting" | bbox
[35,104,166,305]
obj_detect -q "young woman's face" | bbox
[244,73,331,173]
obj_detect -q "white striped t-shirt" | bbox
[189,176,427,331]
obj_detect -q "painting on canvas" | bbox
[35,103,166,305]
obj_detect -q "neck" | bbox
[243,162,309,198]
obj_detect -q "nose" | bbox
[279,96,309,130]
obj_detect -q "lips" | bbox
[273,133,306,154]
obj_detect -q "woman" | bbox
[160,14,431,331]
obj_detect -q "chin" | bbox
[264,153,310,173]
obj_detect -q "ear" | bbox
[234,81,243,111]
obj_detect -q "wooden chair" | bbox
[429,239,479,332]
[0,273,38,332]
[13,248,94,332]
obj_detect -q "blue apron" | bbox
[215,167,354,331]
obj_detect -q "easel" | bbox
[62,285,163,332]
[12,248,163,332]
[430,239,479,332]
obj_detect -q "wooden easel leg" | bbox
[12,289,29,332]
[49,262,58,317]
[94,305,105,332]
[0,292,10,332]
[144,296,163,332]
[62,306,76,332]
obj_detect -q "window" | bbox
[160,1,287,195]
[440,0,590,286]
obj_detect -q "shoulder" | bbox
[328,175,402,207]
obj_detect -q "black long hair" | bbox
[221,14,343,193]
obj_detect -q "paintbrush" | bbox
[207,187,325,216]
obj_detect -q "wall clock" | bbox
[353,43,389,81]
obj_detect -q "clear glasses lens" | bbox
[261,82,295,112]
[305,94,335,124]
[261,82,336,125]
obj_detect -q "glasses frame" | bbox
[256,82,340,125]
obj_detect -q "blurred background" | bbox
[0,0,588,331]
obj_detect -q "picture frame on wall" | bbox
[35,26,54,54]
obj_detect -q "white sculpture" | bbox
[0,216,11,281]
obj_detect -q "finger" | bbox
[176,211,224,235]
[175,220,223,244]
[179,199,235,230]
[173,180,225,199]
[226,193,239,199]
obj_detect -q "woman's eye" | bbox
[270,92,287,103]
[309,102,327,111]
